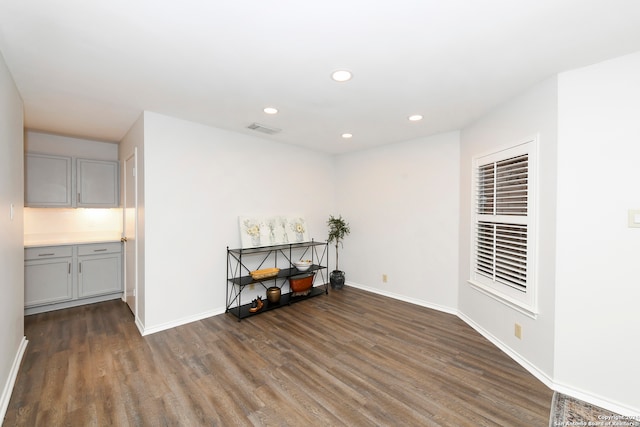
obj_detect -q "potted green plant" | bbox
[327,214,350,289]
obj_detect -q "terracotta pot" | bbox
[289,273,314,296]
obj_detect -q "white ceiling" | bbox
[1,1,640,154]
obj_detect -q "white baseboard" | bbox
[552,383,640,417]
[139,307,226,336]
[0,336,28,421]
[134,316,146,336]
[25,292,123,316]
[456,311,555,389]
[345,281,458,316]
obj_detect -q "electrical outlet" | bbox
[382,274,388,283]
[628,209,640,228]
[514,323,522,339]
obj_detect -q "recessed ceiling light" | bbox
[332,70,353,82]
[408,114,423,122]
[341,133,353,139]
[263,107,278,114]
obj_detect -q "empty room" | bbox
[1,1,640,425]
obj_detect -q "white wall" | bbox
[555,51,640,414]
[140,112,335,332]
[458,76,558,382]
[24,130,118,160]
[0,51,26,419]
[334,131,460,312]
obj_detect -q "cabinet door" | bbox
[77,159,119,207]
[25,153,73,207]
[25,258,73,307]
[78,254,122,297]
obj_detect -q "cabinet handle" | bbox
[79,262,82,274]
[93,249,107,252]
[38,253,55,257]
[78,192,81,203]
[68,262,71,274]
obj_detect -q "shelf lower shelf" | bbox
[229,266,326,287]
[227,285,328,320]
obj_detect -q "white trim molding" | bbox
[0,337,28,421]
[469,134,540,315]
[457,311,554,387]
[139,307,226,336]
[346,281,458,316]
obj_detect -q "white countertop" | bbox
[24,232,122,247]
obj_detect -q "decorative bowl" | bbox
[293,260,312,271]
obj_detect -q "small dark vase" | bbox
[330,270,345,289]
[266,287,281,304]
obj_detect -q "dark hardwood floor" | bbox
[4,286,553,426]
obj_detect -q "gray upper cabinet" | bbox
[25,153,120,208]
[25,153,73,207]
[77,158,119,207]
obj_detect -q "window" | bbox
[469,136,538,315]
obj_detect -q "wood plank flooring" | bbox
[4,286,553,426]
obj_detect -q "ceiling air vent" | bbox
[247,122,281,135]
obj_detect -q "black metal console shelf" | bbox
[226,240,328,321]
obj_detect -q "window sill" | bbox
[467,279,538,319]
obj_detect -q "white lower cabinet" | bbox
[25,242,123,314]
[24,246,73,307]
[78,243,122,298]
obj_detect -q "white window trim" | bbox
[468,135,539,318]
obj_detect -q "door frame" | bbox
[123,148,138,318]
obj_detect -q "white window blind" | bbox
[475,221,527,291]
[477,155,528,217]
[470,138,537,314]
